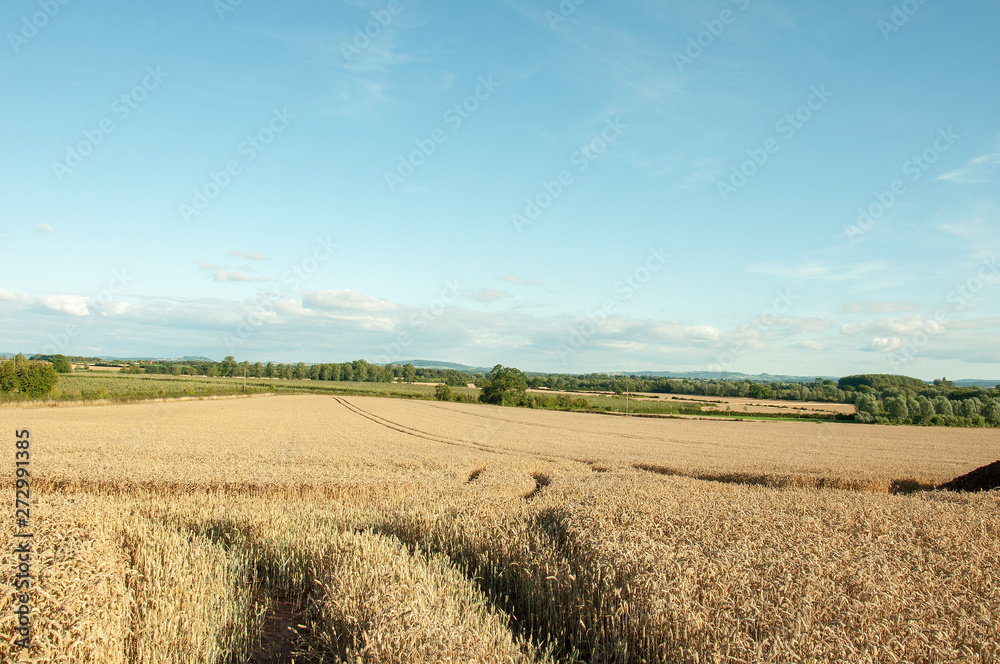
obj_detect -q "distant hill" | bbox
[620,370,840,384]
[96,355,216,363]
[953,379,1000,388]
[393,360,492,375]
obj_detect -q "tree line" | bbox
[115,357,485,386]
[0,354,59,397]
[16,354,1000,427]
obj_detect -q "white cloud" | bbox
[214,271,255,283]
[771,317,831,332]
[841,314,946,338]
[749,260,887,282]
[38,295,90,317]
[36,223,54,233]
[840,301,921,315]
[302,289,398,312]
[228,251,268,261]
[499,275,544,287]
[98,302,130,316]
[939,150,1000,184]
[469,289,508,304]
[866,337,903,353]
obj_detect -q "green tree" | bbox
[854,393,879,424]
[917,396,935,425]
[934,396,954,417]
[883,395,909,424]
[2,359,60,397]
[0,360,17,392]
[219,356,238,378]
[434,384,454,401]
[983,399,1000,427]
[480,364,527,406]
[265,362,277,379]
[50,355,72,373]
[402,363,416,383]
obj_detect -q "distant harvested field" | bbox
[658,393,857,415]
[4,395,998,663]
[529,388,854,416]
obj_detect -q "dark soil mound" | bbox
[938,461,1000,493]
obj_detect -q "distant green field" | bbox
[0,372,479,404]
[3,373,839,423]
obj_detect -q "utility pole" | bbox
[243,364,247,392]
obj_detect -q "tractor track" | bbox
[331,396,514,457]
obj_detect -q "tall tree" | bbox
[480,365,527,406]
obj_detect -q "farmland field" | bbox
[2,373,480,405]
[3,394,999,663]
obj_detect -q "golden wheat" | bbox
[2,394,997,662]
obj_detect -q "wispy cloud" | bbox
[840,301,921,315]
[939,148,1000,184]
[749,260,888,282]
[841,314,946,338]
[213,270,256,283]
[303,289,398,313]
[228,251,268,261]
[37,295,91,317]
[499,275,544,287]
[469,288,509,304]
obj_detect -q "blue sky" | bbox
[1,0,999,378]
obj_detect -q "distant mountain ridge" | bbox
[3,352,998,386]
[623,370,840,383]
[395,359,493,374]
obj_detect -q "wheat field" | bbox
[2,395,998,663]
